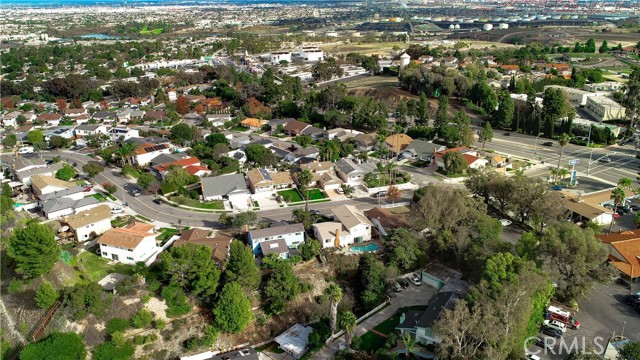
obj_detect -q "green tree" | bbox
[599,40,609,53]
[297,169,314,202]
[245,144,278,167]
[136,171,157,190]
[386,228,426,271]
[55,164,76,181]
[232,211,257,229]
[65,282,112,320]
[105,318,130,335]
[416,92,429,125]
[2,134,17,148]
[495,91,515,129]
[159,244,220,300]
[19,332,86,360]
[292,208,312,230]
[82,162,104,178]
[325,283,343,334]
[478,122,493,148]
[443,151,467,175]
[359,253,388,309]
[49,135,68,149]
[453,110,473,147]
[434,96,449,128]
[35,281,59,309]
[130,309,153,328]
[585,38,596,53]
[622,67,640,139]
[539,222,609,302]
[299,239,321,261]
[340,311,357,349]
[26,130,44,144]
[294,134,313,148]
[213,282,252,333]
[262,260,301,315]
[170,123,193,144]
[223,240,260,290]
[556,133,571,173]
[92,340,134,360]
[619,340,640,360]
[9,221,60,278]
[609,177,633,233]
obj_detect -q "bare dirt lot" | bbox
[344,75,418,109]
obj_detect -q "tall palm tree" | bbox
[325,283,343,334]
[401,333,418,359]
[297,169,314,211]
[609,177,634,233]
[340,311,357,349]
[556,133,571,172]
[116,142,135,166]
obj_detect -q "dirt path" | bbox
[0,295,25,343]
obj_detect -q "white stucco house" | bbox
[98,222,158,265]
[64,204,112,242]
[247,223,305,255]
[134,143,172,166]
[200,173,251,210]
[312,204,373,249]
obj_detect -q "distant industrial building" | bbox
[585,96,626,122]
[270,51,292,64]
[544,85,596,106]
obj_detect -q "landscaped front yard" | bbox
[302,188,327,201]
[169,195,225,210]
[86,193,107,202]
[277,189,303,203]
[157,228,179,243]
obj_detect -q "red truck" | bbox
[545,305,581,329]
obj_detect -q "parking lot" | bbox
[529,281,640,359]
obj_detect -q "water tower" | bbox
[400,53,411,69]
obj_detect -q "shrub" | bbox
[131,309,153,329]
[161,285,191,317]
[154,319,166,330]
[8,279,24,294]
[106,318,130,335]
[141,295,151,304]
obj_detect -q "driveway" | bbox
[312,284,437,359]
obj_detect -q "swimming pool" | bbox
[350,243,380,252]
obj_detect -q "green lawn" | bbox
[169,195,225,210]
[72,249,133,283]
[358,331,387,352]
[86,193,107,202]
[278,189,303,203]
[111,216,132,228]
[135,214,151,222]
[374,313,401,335]
[157,228,179,242]
[229,126,249,132]
[302,188,326,201]
[140,26,163,35]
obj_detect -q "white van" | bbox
[17,146,34,154]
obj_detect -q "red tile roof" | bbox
[185,165,211,175]
[154,157,201,172]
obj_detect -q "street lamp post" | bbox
[586,124,592,149]
[534,133,543,156]
[587,149,594,176]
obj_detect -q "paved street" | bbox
[476,131,640,186]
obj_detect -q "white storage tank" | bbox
[491,17,501,22]
[299,47,324,62]
[552,15,561,20]
[483,24,494,31]
[498,23,509,29]
[449,24,455,29]
[446,17,456,22]
[570,15,578,20]
[400,53,411,69]
[454,24,460,29]
[432,16,443,22]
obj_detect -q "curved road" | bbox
[2,151,410,227]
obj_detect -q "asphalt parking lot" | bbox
[528,281,640,359]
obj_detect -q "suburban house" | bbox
[247,223,305,255]
[312,205,373,249]
[300,125,324,139]
[334,158,377,187]
[206,113,231,128]
[259,239,290,259]
[11,157,47,174]
[92,111,117,122]
[324,128,361,141]
[109,127,140,141]
[152,157,208,179]
[45,127,75,141]
[247,168,295,194]
[395,291,455,345]
[42,195,100,220]
[74,124,109,137]
[182,348,259,360]
[200,174,251,209]
[63,204,112,242]
[98,222,158,265]
[274,324,313,360]
[1,111,21,126]
[14,162,64,186]
[353,133,378,151]
[240,118,268,130]
[284,147,319,163]
[31,175,75,196]
[63,108,87,118]
[597,230,640,284]
[226,150,247,166]
[283,120,311,136]
[174,229,233,267]
[398,140,445,162]
[134,143,173,166]
[36,113,62,127]
[364,207,412,237]
[434,147,487,170]
[385,134,414,155]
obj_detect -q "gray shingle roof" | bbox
[16,163,64,182]
[42,196,99,214]
[249,223,305,240]
[200,174,249,198]
[402,140,442,157]
[38,186,85,201]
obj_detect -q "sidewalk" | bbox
[311,285,437,359]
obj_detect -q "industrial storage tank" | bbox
[483,24,494,31]
[552,15,561,20]
[491,17,501,22]
[449,24,455,29]
[579,15,587,19]
[446,17,456,22]
[464,19,475,23]
[432,16,443,22]
[561,15,570,19]
[479,18,489,22]
[570,15,578,19]
[498,23,509,29]
[454,24,460,29]
[424,16,432,20]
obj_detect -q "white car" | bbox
[499,219,512,226]
[543,319,567,333]
[527,354,541,360]
[110,207,125,215]
[409,276,422,286]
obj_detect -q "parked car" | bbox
[129,188,141,197]
[372,191,388,198]
[614,213,621,219]
[499,219,512,226]
[541,327,563,338]
[393,282,402,292]
[527,354,541,360]
[542,142,554,147]
[625,294,640,306]
[409,275,422,286]
[336,187,344,194]
[551,185,564,191]
[399,279,410,288]
[631,205,640,211]
[153,198,163,205]
[309,210,321,216]
[82,186,92,192]
[110,207,125,215]
[599,156,612,163]
[504,132,511,136]
[543,319,567,333]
